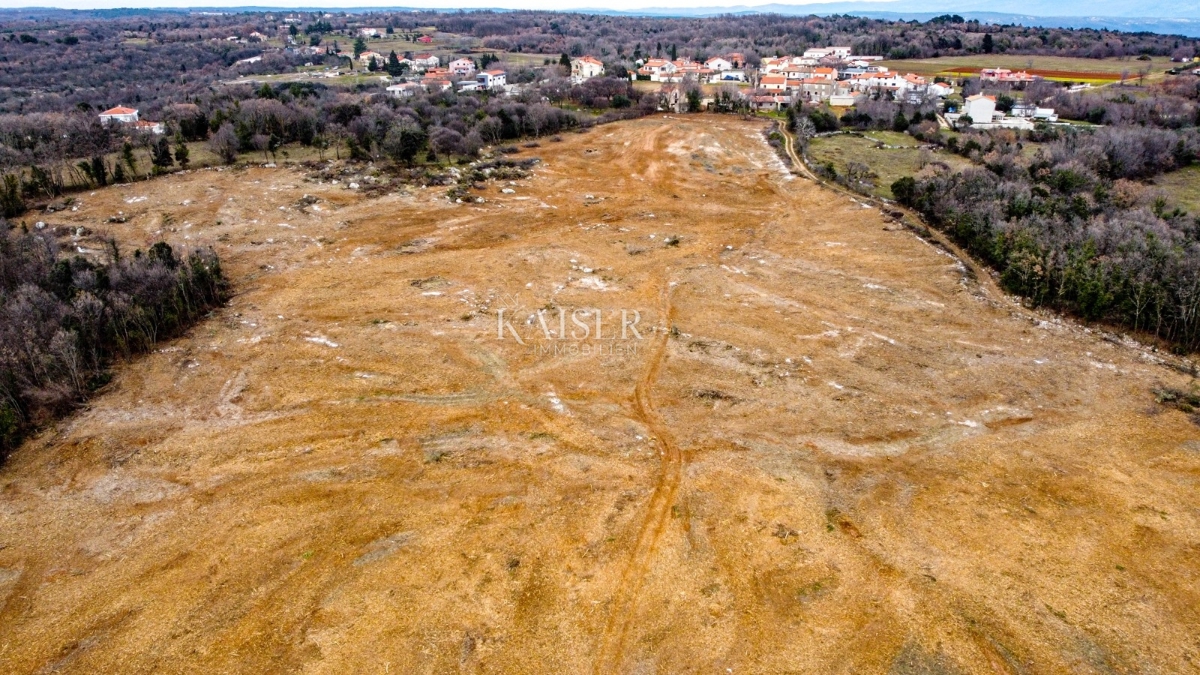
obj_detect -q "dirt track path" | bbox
[594,281,679,673]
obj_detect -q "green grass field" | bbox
[807,132,973,200]
[1154,165,1200,216]
[318,30,555,66]
[859,130,925,148]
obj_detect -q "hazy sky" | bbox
[0,0,892,10]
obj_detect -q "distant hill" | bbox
[584,1,1200,36]
[1,2,1198,37]
[623,0,1199,20]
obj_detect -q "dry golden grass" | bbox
[880,54,1172,84]
[0,115,1198,673]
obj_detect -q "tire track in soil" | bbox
[594,281,680,674]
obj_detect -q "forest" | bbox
[0,228,228,456]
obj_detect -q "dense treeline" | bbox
[198,77,648,164]
[892,124,1200,350]
[0,224,227,455]
[1042,88,1200,127]
[407,11,1198,62]
[0,10,301,115]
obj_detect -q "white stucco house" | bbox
[571,55,604,83]
[636,58,679,82]
[412,53,439,69]
[99,106,139,124]
[704,56,733,72]
[928,82,954,98]
[963,94,997,124]
[802,46,852,60]
[448,58,476,76]
[477,69,506,89]
[386,82,422,98]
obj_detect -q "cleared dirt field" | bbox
[1,115,1198,673]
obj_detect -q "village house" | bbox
[637,58,678,82]
[416,34,433,44]
[798,77,835,102]
[758,56,786,73]
[829,90,859,107]
[673,59,712,80]
[635,58,713,82]
[386,82,422,98]
[358,50,383,65]
[928,81,954,97]
[1010,102,1059,121]
[747,52,898,102]
[848,69,922,96]
[963,94,998,124]
[421,67,450,80]
[748,94,793,111]
[571,55,605,83]
[359,27,381,38]
[98,107,164,134]
[704,56,733,72]
[761,56,816,73]
[98,106,139,124]
[948,94,1060,130]
[477,69,507,90]
[802,46,852,60]
[981,68,1039,83]
[448,57,476,76]
[412,53,439,69]
[759,75,789,92]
